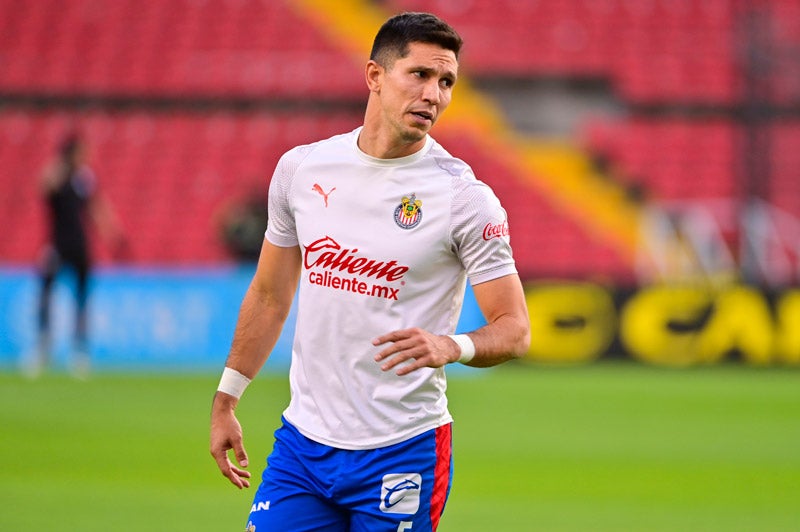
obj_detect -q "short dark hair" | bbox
[369,12,463,68]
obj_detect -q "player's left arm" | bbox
[460,272,530,366]
[374,273,530,375]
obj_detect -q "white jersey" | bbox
[266,127,517,450]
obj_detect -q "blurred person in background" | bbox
[216,187,268,262]
[210,12,530,531]
[28,131,125,379]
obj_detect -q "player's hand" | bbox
[373,327,460,376]
[210,393,251,489]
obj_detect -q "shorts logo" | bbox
[250,500,270,513]
[380,473,422,514]
[394,193,422,229]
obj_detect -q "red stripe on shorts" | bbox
[430,423,452,530]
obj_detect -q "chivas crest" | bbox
[394,193,422,229]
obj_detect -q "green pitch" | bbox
[1,363,798,531]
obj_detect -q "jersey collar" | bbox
[352,127,433,167]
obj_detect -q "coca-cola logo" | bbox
[483,220,510,240]
[304,236,409,281]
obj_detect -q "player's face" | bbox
[377,41,458,145]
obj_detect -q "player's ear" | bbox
[365,60,383,93]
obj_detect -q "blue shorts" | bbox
[245,418,453,531]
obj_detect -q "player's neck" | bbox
[357,127,426,160]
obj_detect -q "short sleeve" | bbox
[265,148,304,247]
[451,174,517,286]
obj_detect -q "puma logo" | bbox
[312,183,336,207]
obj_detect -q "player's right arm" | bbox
[210,239,301,489]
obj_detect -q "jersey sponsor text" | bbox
[482,220,510,240]
[304,236,408,300]
[308,270,400,300]
[304,236,409,281]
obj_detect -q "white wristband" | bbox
[217,367,252,399]
[448,334,476,364]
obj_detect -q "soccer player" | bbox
[209,12,530,531]
[31,131,124,378]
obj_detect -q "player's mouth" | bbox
[409,110,434,125]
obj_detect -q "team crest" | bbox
[245,522,256,532]
[394,193,423,229]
